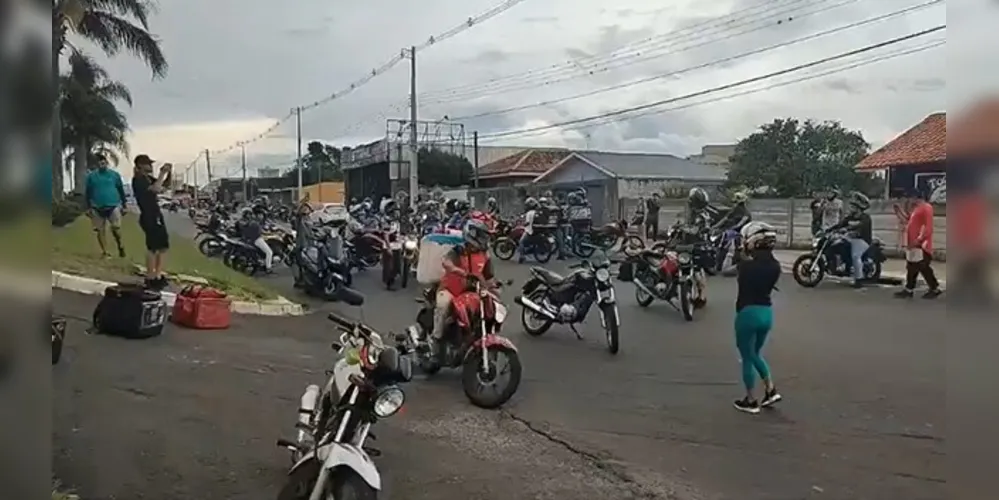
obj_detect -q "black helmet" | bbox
[524,197,539,210]
[848,191,871,211]
[444,199,457,213]
[456,200,471,213]
[688,187,709,207]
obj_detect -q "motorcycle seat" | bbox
[530,267,567,286]
[641,248,665,259]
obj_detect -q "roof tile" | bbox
[478,149,570,177]
[856,113,945,170]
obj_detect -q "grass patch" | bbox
[52,480,79,500]
[52,213,279,301]
[0,211,50,270]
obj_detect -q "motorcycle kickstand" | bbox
[569,324,584,340]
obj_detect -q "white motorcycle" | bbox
[276,288,412,500]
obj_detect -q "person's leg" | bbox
[516,233,529,263]
[430,290,453,359]
[254,237,274,271]
[555,226,567,259]
[107,207,125,256]
[896,259,921,297]
[91,211,109,256]
[919,251,941,297]
[849,238,869,286]
[734,309,761,413]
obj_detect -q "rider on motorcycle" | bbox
[238,208,273,273]
[825,191,873,288]
[486,197,500,217]
[516,197,541,264]
[431,220,496,359]
[446,200,470,230]
[685,187,720,230]
[711,191,752,234]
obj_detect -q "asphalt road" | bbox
[50,213,952,500]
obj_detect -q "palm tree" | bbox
[60,51,133,192]
[53,0,168,198]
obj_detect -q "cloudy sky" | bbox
[77,0,989,180]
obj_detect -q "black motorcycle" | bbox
[291,223,354,299]
[220,235,274,276]
[514,245,622,354]
[195,212,237,257]
[791,230,886,287]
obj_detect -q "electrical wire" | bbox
[447,0,943,121]
[183,0,534,166]
[471,26,945,142]
[484,39,944,144]
[419,0,851,103]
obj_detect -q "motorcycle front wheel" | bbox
[792,254,825,288]
[462,345,522,409]
[573,234,597,258]
[198,237,223,257]
[492,238,516,261]
[276,461,377,500]
[601,304,620,354]
[533,237,555,263]
[679,281,694,321]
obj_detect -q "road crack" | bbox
[502,410,671,499]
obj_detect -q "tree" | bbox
[418,147,473,188]
[53,0,168,198]
[283,141,343,185]
[727,118,875,198]
[60,51,132,193]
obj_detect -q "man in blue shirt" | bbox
[84,159,128,258]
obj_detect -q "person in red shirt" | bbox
[894,188,941,299]
[431,220,496,357]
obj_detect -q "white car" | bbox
[320,203,349,220]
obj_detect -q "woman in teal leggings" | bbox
[733,222,783,414]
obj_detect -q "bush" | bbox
[53,195,85,227]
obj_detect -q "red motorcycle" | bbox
[351,226,387,269]
[405,279,522,409]
[621,244,708,321]
[491,219,556,263]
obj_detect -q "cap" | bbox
[134,154,155,166]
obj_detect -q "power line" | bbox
[184,0,533,166]
[419,0,849,103]
[484,39,944,144]
[471,26,946,142]
[448,0,943,121]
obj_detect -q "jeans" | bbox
[254,237,274,270]
[905,250,940,291]
[516,232,531,262]
[848,238,869,281]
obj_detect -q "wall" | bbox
[617,178,724,199]
[468,179,618,225]
[300,182,344,203]
[629,197,949,253]
[541,157,608,184]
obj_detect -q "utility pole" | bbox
[240,143,248,202]
[295,106,303,201]
[205,148,213,184]
[408,46,419,208]
[473,131,479,188]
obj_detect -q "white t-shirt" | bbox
[523,209,536,235]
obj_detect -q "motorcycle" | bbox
[349,226,387,270]
[276,288,412,500]
[291,223,354,299]
[574,219,644,258]
[791,230,886,287]
[220,235,280,276]
[262,225,297,267]
[514,244,622,354]
[624,244,708,321]
[492,224,556,263]
[709,228,742,274]
[379,221,409,290]
[405,279,522,409]
[195,213,236,257]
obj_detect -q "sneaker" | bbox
[761,388,782,408]
[922,288,942,299]
[733,397,760,414]
[153,276,169,290]
[894,289,914,298]
[118,247,126,258]
[851,281,864,289]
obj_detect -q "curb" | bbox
[51,271,306,317]
[775,261,947,287]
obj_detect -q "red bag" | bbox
[171,285,232,329]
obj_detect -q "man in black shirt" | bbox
[644,193,661,240]
[131,154,172,289]
[827,192,873,288]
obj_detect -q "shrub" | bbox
[53,195,85,227]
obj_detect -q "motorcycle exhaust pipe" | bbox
[515,295,558,320]
[297,384,320,444]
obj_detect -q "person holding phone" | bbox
[131,154,172,289]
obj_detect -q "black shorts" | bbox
[139,214,170,252]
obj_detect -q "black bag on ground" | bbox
[92,284,167,339]
[617,261,634,282]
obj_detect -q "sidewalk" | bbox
[773,250,949,285]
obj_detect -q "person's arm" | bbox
[115,173,127,210]
[916,205,932,246]
[147,164,171,193]
[84,173,94,211]
[441,248,467,276]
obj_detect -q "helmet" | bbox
[486,197,497,208]
[848,191,871,211]
[380,198,397,214]
[444,199,457,213]
[731,191,749,204]
[688,187,709,207]
[740,221,777,250]
[524,197,539,210]
[566,192,582,205]
[456,200,471,213]
[463,219,490,250]
[543,190,554,199]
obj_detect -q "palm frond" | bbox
[76,9,167,78]
[82,0,155,29]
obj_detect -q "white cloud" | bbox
[80,0,977,174]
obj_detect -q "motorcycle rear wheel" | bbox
[573,235,597,258]
[533,237,555,263]
[198,237,223,257]
[792,254,825,288]
[462,345,522,409]
[521,290,553,336]
[493,238,516,261]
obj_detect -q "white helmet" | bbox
[740,221,777,250]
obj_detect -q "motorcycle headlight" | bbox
[678,253,692,264]
[595,268,611,282]
[811,238,821,249]
[372,386,405,418]
[494,303,507,323]
[404,239,418,251]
